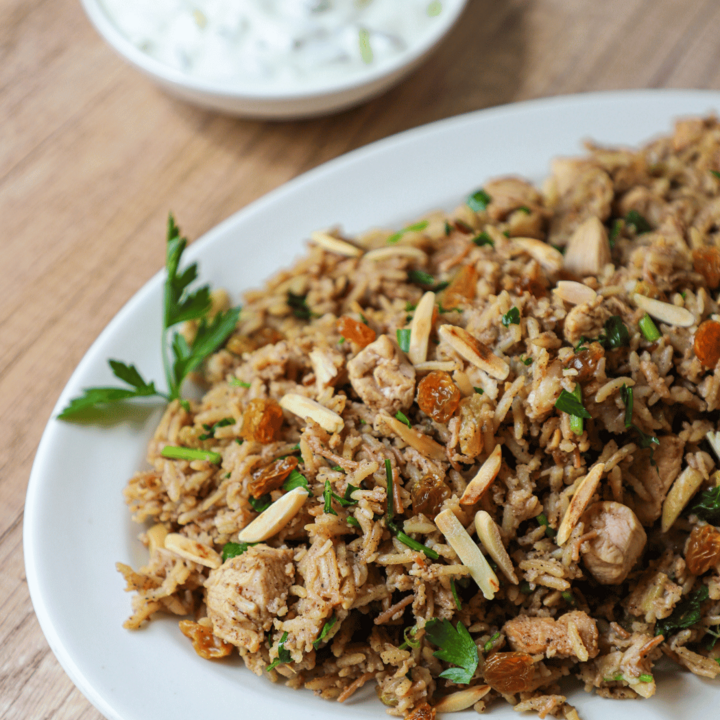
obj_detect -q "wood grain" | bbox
[1,0,719,717]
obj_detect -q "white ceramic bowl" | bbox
[80,0,468,118]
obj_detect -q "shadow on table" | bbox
[178,0,529,172]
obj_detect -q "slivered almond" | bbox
[706,431,720,462]
[435,509,499,600]
[460,445,503,505]
[661,466,704,532]
[553,281,598,305]
[556,463,605,545]
[414,360,457,372]
[408,291,435,365]
[147,524,168,554]
[382,413,446,461]
[633,293,695,327]
[453,369,475,397]
[363,246,428,262]
[164,534,221,569]
[438,325,509,380]
[238,486,310,542]
[432,686,491,713]
[474,510,518,584]
[279,393,344,434]
[563,217,611,276]
[310,230,363,257]
[514,238,564,273]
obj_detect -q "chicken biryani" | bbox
[116,117,720,720]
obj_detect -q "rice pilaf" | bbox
[118,117,720,719]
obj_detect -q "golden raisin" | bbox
[685,524,720,576]
[443,265,479,309]
[411,473,451,519]
[694,320,720,368]
[417,371,461,423]
[337,315,376,347]
[241,398,284,443]
[565,342,605,382]
[404,702,436,720]
[179,619,233,659]
[693,247,720,289]
[483,651,535,695]
[518,275,547,298]
[248,456,298,498]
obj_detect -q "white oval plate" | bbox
[25,90,720,720]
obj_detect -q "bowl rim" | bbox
[80,0,468,100]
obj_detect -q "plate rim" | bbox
[24,88,720,720]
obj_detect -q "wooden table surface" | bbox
[3,0,720,717]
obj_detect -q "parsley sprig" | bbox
[425,618,479,684]
[58,215,240,419]
[266,631,292,672]
[688,485,720,523]
[656,585,709,639]
[620,385,660,451]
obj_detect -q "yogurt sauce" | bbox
[99,0,447,85]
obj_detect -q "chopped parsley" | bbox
[520,355,533,366]
[501,306,520,327]
[656,585,709,638]
[536,513,556,539]
[689,485,720,523]
[385,459,438,559]
[221,541,256,562]
[519,581,532,594]
[161,445,222,464]
[712,170,720,180]
[58,215,240,419]
[323,480,338,516]
[604,315,631,349]
[283,469,309,492]
[444,221,452,236]
[625,210,652,234]
[387,220,429,244]
[561,591,576,606]
[408,269,449,292]
[313,616,337,649]
[473,386,484,395]
[554,388,592,421]
[425,618,479,684]
[347,516,361,529]
[198,416,234,440]
[395,411,412,428]
[266,631,292,672]
[472,232,494,247]
[249,494,271,513]
[517,206,531,214]
[639,313,661,342]
[287,290,313,320]
[620,384,660,451]
[229,378,251,388]
[609,218,623,246]
[397,328,411,353]
[467,189,492,213]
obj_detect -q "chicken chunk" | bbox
[630,436,685,526]
[563,299,612,345]
[580,502,647,585]
[347,334,415,414]
[482,176,543,221]
[504,610,600,661]
[205,545,294,652]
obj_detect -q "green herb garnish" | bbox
[399,625,420,650]
[536,513,556,539]
[639,313,661,342]
[620,384,660,451]
[483,631,500,653]
[467,189,492,213]
[712,170,720,180]
[266,631,292,672]
[604,315,630,349]
[313,617,337,649]
[221,541,256,562]
[397,328,411,353]
[229,378,251,388]
[249,494,271,513]
[561,591,575,605]
[639,674,653,683]
[444,221,452,236]
[387,220,429,244]
[396,411,412,428]
[689,485,720,523]
[425,618,479,684]
[347,516,360,529]
[519,581,532,594]
[472,232,494,247]
[324,480,338,516]
[161,445,222,464]
[198,416,234,440]
[385,459,438,559]
[58,216,240,420]
[450,579,462,611]
[407,269,448,292]
[554,388,592,420]
[287,290,313,320]
[656,585,709,638]
[625,210,652,234]
[569,384,585,436]
[283,469,309,492]
[473,386,484,395]
[501,306,520,327]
